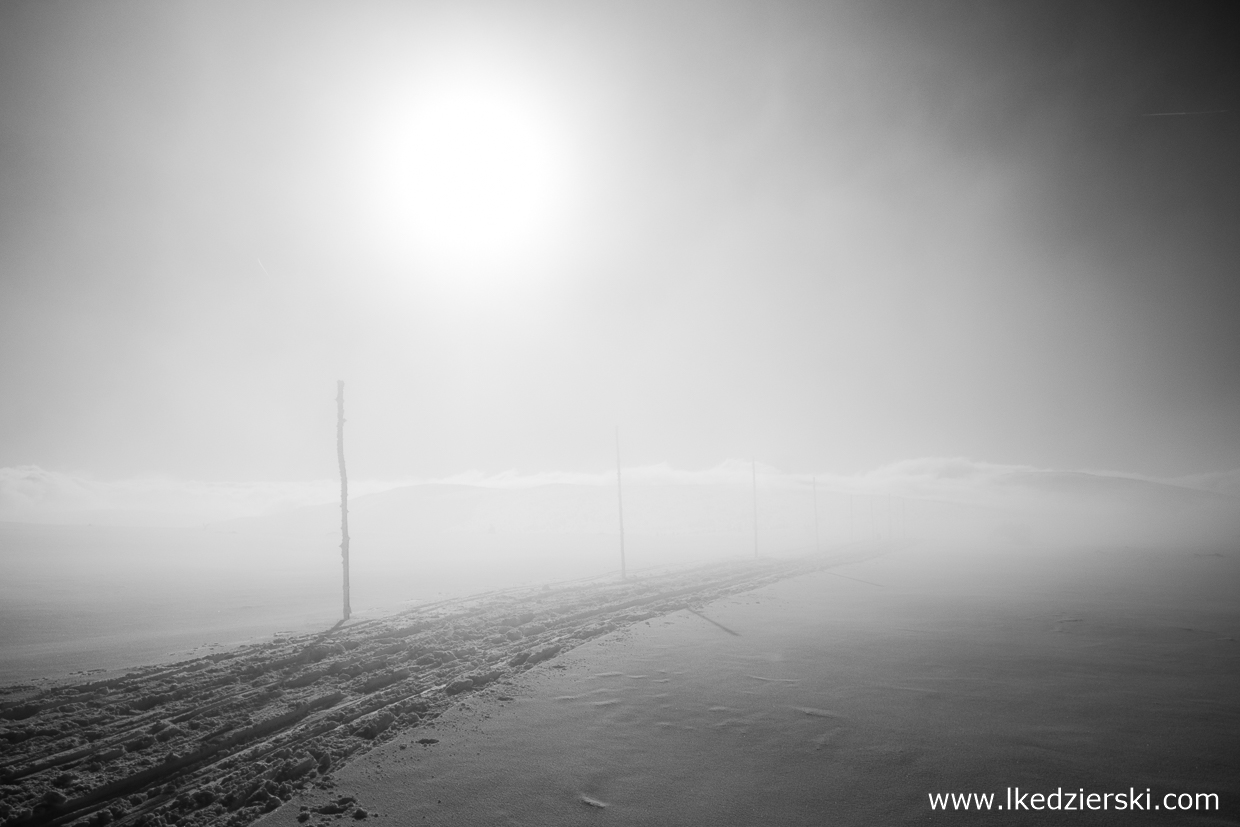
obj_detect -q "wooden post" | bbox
[615,426,626,580]
[812,475,820,553]
[336,380,351,621]
[751,459,758,558]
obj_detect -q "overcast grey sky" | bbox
[1,0,1237,484]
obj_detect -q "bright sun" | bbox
[402,79,565,269]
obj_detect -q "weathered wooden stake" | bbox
[336,380,351,621]
[812,475,820,553]
[751,459,758,558]
[615,426,626,580]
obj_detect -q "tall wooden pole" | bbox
[812,475,820,553]
[615,426,626,580]
[336,380,351,620]
[751,459,758,558]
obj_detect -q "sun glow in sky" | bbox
[355,66,573,276]
[406,79,566,265]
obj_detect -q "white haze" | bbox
[4,457,1237,544]
[4,456,1237,680]
[1,3,1237,680]
[3,2,1239,486]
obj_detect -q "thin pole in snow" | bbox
[336,380,351,621]
[751,458,758,558]
[812,475,820,553]
[615,426,626,580]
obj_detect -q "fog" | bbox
[3,454,1237,680]
[5,456,1240,545]
[4,9,1239,826]
[1,2,1238,682]
[3,2,1238,484]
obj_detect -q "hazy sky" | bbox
[1,1,1237,483]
